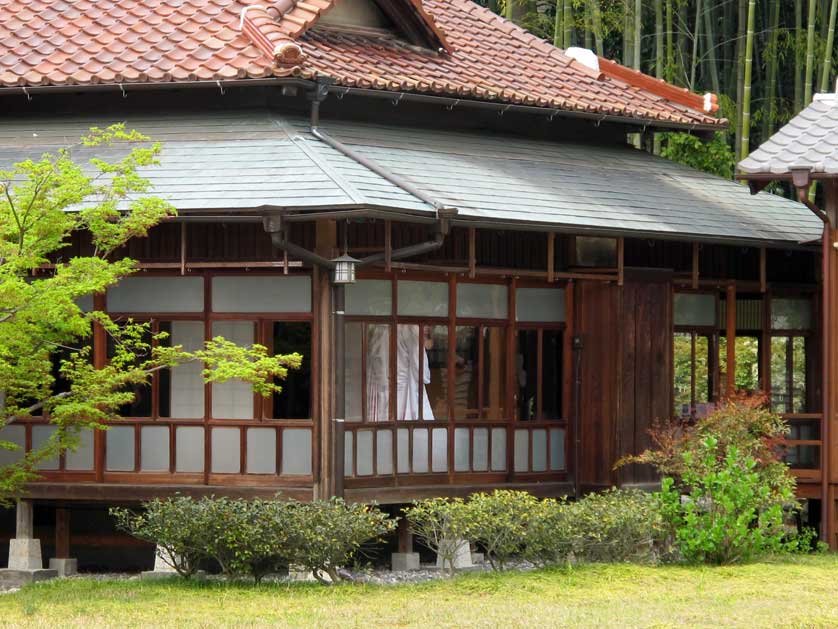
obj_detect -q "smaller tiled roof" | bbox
[739,93,838,175]
[0,0,722,129]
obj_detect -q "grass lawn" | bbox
[3,555,838,628]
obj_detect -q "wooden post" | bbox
[314,220,337,500]
[547,232,555,283]
[55,508,70,559]
[759,247,767,293]
[385,220,392,273]
[468,228,477,279]
[691,242,699,290]
[15,499,33,539]
[725,283,737,396]
[397,513,413,554]
[180,222,187,276]
[617,236,624,287]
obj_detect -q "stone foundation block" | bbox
[49,558,78,577]
[436,539,473,571]
[471,552,485,565]
[8,538,42,571]
[0,569,57,587]
[391,552,420,572]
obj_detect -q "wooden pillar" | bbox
[397,514,413,553]
[314,220,337,500]
[824,181,838,547]
[15,499,33,539]
[725,283,736,396]
[54,508,70,559]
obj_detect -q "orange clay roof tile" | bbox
[0,0,722,127]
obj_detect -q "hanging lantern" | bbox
[332,253,359,284]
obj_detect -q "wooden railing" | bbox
[342,421,567,485]
[781,413,822,481]
[4,419,314,485]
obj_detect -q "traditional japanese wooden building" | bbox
[0,0,830,569]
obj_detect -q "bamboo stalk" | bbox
[804,0,818,105]
[820,0,838,92]
[741,0,756,160]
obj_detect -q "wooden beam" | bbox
[691,242,699,290]
[468,227,476,279]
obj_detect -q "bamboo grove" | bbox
[477,0,838,181]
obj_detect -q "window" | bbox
[454,326,507,420]
[769,297,812,414]
[673,292,716,419]
[575,237,617,268]
[516,329,563,421]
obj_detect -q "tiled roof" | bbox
[738,94,838,175]
[0,0,722,128]
[0,110,812,244]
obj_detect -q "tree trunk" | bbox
[821,0,838,91]
[741,0,756,160]
[654,0,664,155]
[590,0,604,55]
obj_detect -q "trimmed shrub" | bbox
[284,498,395,583]
[195,497,290,583]
[403,497,471,575]
[466,490,540,570]
[111,497,208,578]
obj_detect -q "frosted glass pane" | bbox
[169,321,205,419]
[211,321,254,419]
[246,428,276,474]
[516,288,566,322]
[772,298,812,330]
[344,431,354,477]
[457,283,508,319]
[412,428,429,473]
[473,427,489,472]
[106,425,135,472]
[211,427,240,473]
[532,429,547,472]
[65,428,94,471]
[175,426,204,473]
[212,276,311,313]
[107,276,204,313]
[513,429,528,472]
[397,428,410,473]
[140,426,169,472]
[0,426,25,468]
[491,428,506,471]
[281,428,311,475]
[674,293,716,327]
[432,428,448,472]
[356,430,373,476]
[454,428,470,472]
[376,430,393,475]
[346,280,392,315]
[397,280,448,317]
[550,428,566,471]
[32,425,59,470]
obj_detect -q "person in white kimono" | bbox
[396,325,435,421]
[365,325,390,422]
